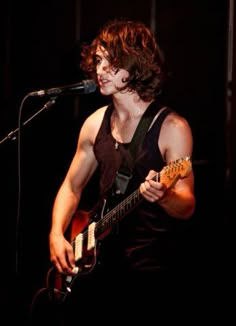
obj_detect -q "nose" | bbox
[97,60,109,75]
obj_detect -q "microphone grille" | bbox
[83,79,97,94]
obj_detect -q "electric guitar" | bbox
[46,156,192,303]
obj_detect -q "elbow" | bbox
[168,195,196,220]
[179,196,196,220]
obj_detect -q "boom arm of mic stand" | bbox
[0,97,57,145]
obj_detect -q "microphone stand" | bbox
[0,96,57,145]
[0,94,58,280]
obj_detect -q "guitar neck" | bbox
[95,188,142,238]
[72,157,191,245]
[94,156,191,239]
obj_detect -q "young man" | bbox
[48,18,195,322]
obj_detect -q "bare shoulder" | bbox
[159,110,193,161]
[162,110,192,134]
[87,105,108,125]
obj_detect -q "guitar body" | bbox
[47,198,115,305]
[70,208,90,240]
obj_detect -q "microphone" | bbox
[28,79,96,97]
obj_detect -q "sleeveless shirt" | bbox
[93,101,184,272]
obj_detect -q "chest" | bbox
[111,117,142,144]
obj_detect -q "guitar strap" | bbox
[114,101,171,195]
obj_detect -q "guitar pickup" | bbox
[87,222,96,251]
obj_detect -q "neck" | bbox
[110,97,154,144]
[112,94,153,121]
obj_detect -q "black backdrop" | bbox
[1,0,234,324]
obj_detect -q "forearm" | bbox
[50,185,81,236]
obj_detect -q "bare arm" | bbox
[49,107,106,274]
[140,112,196,219]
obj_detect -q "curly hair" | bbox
[80,19,168,101]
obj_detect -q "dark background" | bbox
[1,0,235,324]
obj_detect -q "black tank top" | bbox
[93,101,184,272]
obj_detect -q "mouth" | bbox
[98,77,110,87]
